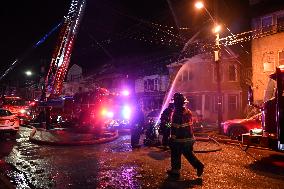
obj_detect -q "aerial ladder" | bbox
[43,0,86,99]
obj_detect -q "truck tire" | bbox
[229,125,248,140]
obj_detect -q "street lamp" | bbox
[195,1,223,133]
[25,70,33,76]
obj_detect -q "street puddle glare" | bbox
[6,146,56,188]
[6,170,30,189]
[4,127,55,188]
[97,165,141,189]
[103,134,132,153]
[3,127,144,188]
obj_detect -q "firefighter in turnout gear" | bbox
[159,103,174,148]
[131,103,145,149]
[167,93,204,179]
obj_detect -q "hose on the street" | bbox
[193,135,222,153]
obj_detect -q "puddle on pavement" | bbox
[104,135,133,153]
[97,165,141,189]
[2,127,144,188]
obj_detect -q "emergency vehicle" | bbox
[0,95,31,124]
[246,66,284,151]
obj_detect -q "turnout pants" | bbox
[170,141,203,171]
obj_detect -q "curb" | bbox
[29,127,119,146]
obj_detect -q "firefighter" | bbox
[130,103,145,148]
[159,102,174,148]
[167,93,204,179]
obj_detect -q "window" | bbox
[186,95,201,111]
[187,96,196,111]
[148,79,154,91]
[213,96,223,112]
[0,109,13,117]
[263,52,275,72]
[279,51,284,66]
[188,70,193,81]
[205,95,211,111]
[228,95,238,111]
[213,65,223,82]
[261,16,273,33]
[154,78,159,91]
[154,99,159,109]
[228,65,237,81]
[277,14,284,31]
[181,70,193,81]
[144,80,148,91]
[182,70,187,81]
[144,79,154,91]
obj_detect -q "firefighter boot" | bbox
[197,164,204,177]
[166,169,180,179]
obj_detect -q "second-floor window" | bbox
[228,65,237,81]
[277,14,284,31]
[182,70,193,81]
[261,16,273,33]
[279,51,284,66]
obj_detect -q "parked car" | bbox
[222,113,262,140]
[191,111,204,132]
[0,108,20,136]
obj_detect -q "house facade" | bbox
[62,64,85,96]
[167,52,242,122]
[250,1,284,103]
[94,73,133,94]
[135,74,169,115]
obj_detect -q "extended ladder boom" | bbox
[45,0,86,97]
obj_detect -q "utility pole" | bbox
[215,32,223,134]
[195,1,223,133]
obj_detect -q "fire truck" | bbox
[245,66,284,151]
[31,88,113,133]
[72,89,133,131]
[0,95,31,124]
[28,0,134,133]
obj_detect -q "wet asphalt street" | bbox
[0,126,284,189]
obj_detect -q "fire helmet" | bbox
[173,93,188,107]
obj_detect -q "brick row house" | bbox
[250,0,284,103]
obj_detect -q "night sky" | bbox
[0,0,251,82]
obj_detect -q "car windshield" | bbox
[0,109,13,116]
[3,99,26,106]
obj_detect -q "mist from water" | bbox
[155,59,190,126]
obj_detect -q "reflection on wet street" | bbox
[3,127,139,189]
[1,126,284,189]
